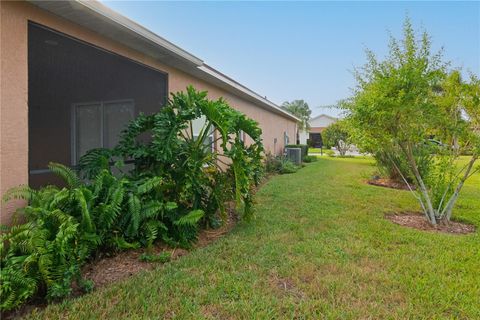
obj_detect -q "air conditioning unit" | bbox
[285,147,302,165]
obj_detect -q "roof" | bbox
[28,0,300,122]
[309,114,339,122]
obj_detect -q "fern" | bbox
[78,148,113,179]
[110,236,140,250]
[137,176,163,194]
[2,185,36,203]
[73,189,94,233]
[142,200,163,219]
[48,163,81,189]
[174,210,204,227]
[126,194,141,237]
[0,268,38,310]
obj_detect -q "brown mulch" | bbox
[386,212,476,234]
[367,178,414,191]
[2,206,239,320]
[83,207,238,289]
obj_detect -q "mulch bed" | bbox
[367,177,414,191]
[82,210,237,288]
[386,212,476,235]
[3,206,239,320]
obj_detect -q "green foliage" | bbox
[342,17,479,224]
[279,160,300,174]
[139,251,171,263]
[303,155,318,163]
[101,86,264,220]
[12,158,480,319]
[264,153,300,174]
[324,149,335,157]
[1,87,264,311]
[373,146,432,183]
[1,164,108,310]
[322,121,351,156]
[281,100,311,131]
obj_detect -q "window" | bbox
[284,131,290,146]
[191,116,214,152]
[72,99,134,164]
[239,130,245,143]
[193,134,214,153]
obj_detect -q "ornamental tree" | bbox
[322,120,351,156]
[343,17,479,225]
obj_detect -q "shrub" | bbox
[264,153,300,174]
[342,18,480,224]
[104,86,262,220]
[265,153,282,173]
[324,149,335,157]
[322,121,351,156]
[279,159,299,174]
[303,155,318,163]
[0,164,117,310]
[1,86,265,311]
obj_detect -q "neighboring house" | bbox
[0,0,299,223]
[298,114,338,146]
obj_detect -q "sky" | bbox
[104,1,480,117]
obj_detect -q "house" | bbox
[0,0,299,223]
[298,114,338,146]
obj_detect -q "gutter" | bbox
[197,65,301,122]
[75,0,204,66]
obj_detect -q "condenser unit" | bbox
[285,147,302,165]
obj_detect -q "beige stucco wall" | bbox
[0,1,297,223]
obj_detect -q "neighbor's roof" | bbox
[28,0,300,122]
[309,114,339,122]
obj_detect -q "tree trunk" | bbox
[442,155,478,221]
[403,144,437,225]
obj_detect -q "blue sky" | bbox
[104,1,479,117]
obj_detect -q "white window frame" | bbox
[71,99,134,165]
[193,132,215,153]
[284,131,290,146]
[239,130,245,143]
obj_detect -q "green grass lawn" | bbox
[28,157,479,319]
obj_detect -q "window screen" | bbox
[28,23,167,188]
[73,100,135,164]
[104,100,135,149]
[74,102,102,163]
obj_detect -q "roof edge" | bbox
[310,114,339,121]
[75,0,204,66]
[198,65,301,122]
[27,0,300,123]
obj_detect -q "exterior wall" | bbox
[0,1,297,223]
[310,127,327,133]
[308,115,338,135]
